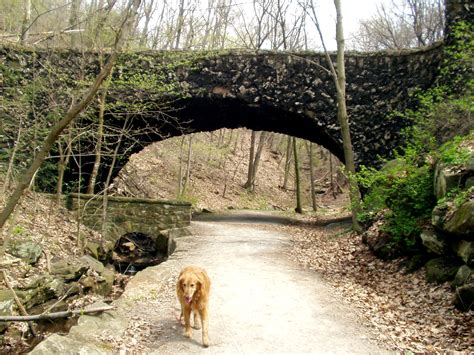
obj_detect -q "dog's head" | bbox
[179,273,201,305]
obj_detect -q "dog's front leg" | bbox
[193,310,201,329]
[183,306,192,338]
[199,308,209,347]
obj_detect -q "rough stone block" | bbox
[453,283,474,311]
[452,265,473,288]
[420,229,448,255]
[7,241,42,264]
[425,257,463,283]
[452,240,474,266]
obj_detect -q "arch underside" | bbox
[168,96,344,161]
[67,96,344,193]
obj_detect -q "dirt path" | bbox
[33,213,387,354]
[147,216,385,353]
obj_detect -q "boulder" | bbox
[85,241,100,260]
[20,275,65,309]
[453,283,474,311]
[79,255,105,274]
[78,267,114,297]
[0,291,14,332]
[405,254,431,273]
[465,176,474,189]
[433,163,465,199]
[443,200,474,238]
[452,240,474,266]
[431,204,448,229]
[30,334,105,354]
[85,241,111,262]
[420,229,448,255]
[8,241,42,264]
[51,260,88,281]
[96,267,115,296]
[452,265,473,288]
[425,257,462,283]
[369,234,400,260]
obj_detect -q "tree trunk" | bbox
[20,0,31,43]
[2,118,22,199]
[333,0,362,232]
[87,72,111,194]
[306,0,362,232]
[174,0,186,49]
[177,136,185,198]
[249,131,267,191]
[102,116,130,242]
[182,135,193,196]
[57,129,73,200]
[293,137,302,213]
[282,136,292,190]
[329,153,336,199]
[243,130,256,189]
[0,0,142,232]
[307,142,317,211]
[68,0,81,47]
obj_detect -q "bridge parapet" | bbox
[65,193,192,248]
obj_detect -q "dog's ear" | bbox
[178,276,185,291]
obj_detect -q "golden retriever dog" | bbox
[176,266,211,347]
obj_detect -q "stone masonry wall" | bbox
[65,193,191,246]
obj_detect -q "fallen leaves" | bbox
[283,219,473,353]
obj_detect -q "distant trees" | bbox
[350,0,444,50]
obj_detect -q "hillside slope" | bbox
[112,129,349,212]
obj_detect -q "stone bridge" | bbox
[0,0,471,192]
[65,193,191,254]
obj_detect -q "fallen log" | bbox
[0,305,115,322]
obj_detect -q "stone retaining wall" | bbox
[65,193,192,246]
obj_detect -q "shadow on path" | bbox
[193,209,353,228]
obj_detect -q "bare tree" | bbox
[350,0,444,50]
[20,0,32,43]
[304,0,362,232]
[68,0,81,47]
[140,0,156,47]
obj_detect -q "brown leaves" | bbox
[284,220,473,352]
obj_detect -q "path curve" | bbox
[32,212,386,354]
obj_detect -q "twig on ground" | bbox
[0,305,115,322]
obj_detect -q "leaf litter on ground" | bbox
[281,217,473,353]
